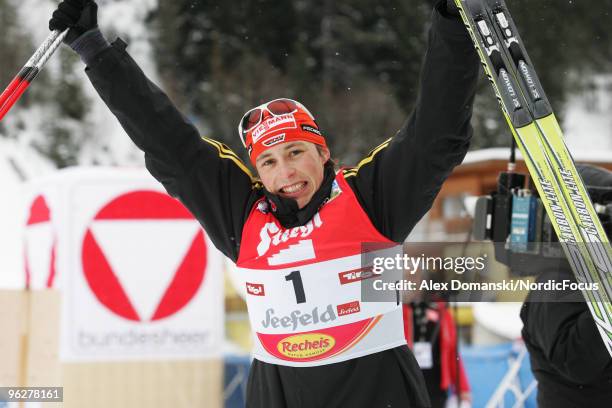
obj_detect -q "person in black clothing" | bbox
[520,164,612,408]
[49,1,479,407]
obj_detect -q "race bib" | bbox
[238,253,406,366]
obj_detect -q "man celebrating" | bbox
[50,0,479,406]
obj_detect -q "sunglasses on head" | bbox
[238,98,315,147]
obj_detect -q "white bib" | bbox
[239,253,406,367]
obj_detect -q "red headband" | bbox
[240,100,327,165]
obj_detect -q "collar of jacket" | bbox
[263,162,335,229]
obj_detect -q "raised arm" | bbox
[50,0,257,260]
[89,40,260,259]
[346,0,480,242]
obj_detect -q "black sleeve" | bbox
[522,301,612,383]
[85,39,258,261]
[345,1,480,242]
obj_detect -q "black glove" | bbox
[446,0,461,18]
[49,0,98,45]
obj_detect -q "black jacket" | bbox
[84,2,479,407]
[521,269,612,408]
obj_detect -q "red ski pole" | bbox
[0,29,67,121]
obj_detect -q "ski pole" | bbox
[0,29,66,109]
[0,29,68,122]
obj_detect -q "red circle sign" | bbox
[81,190,206,322]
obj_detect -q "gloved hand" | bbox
[446,0,461,17]
[49,0,98,45]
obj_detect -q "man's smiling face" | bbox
[256,141,330,209]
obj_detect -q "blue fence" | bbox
[461,342,537,408]
[224,355,251,408]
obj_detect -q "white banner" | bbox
[27,167,224,362]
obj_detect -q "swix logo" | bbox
[337,301,360,317]
[257,213,322,256]
[277,333,335,359]
[246,282,265,296]
[252,114,296,143]
[261,304,336,331]
[338,267,375,285]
